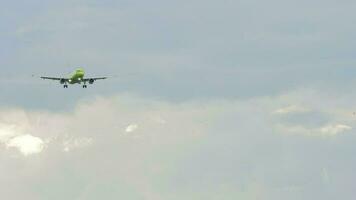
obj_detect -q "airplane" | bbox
[40,68,107,88]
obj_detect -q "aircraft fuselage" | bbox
[68,69,85,84]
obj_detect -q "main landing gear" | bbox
[62,84,87,88]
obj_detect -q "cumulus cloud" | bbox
[125,124,139,133]
[6,134,45,156]
[0,109,94,156]
[0,122,46,156]
[0,91,354,199]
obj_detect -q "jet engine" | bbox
[60,79,66,84]
[89,79,95,84]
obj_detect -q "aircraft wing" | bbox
[40,76,67,81]
[83,77,108,81]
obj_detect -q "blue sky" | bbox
[0,0,356,199]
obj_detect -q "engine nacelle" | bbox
[89,79,95,84]
[60,79,66,84]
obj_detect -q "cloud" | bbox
[270,90,355,138]
[276,123,352,137]
[274,105,310,115]
[319,124,352,136]
[6,134,45,156]
[125,124,139,133]
[0,121,46,156]
[0,91,354,199]
[0,95,218,199]
[63,136,93,152]
[0,124,18,142]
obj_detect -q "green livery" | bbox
[41,68,107,88]
[68,68,85,84]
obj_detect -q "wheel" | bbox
[83,85,87,88]
[64,85,68,88]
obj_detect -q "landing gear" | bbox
[63,85,68,88]
[83,85,87,88]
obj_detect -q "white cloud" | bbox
[274,105,310,115]
[276,123,352,137]
[271,90,355,138]
[6,134,45,156]
[0,122,46,156]
[125,124,139,133]
[319,124,352,136]
[0,124,19,143]
[0,91,355,199]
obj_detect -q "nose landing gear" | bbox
[83,85,87,88]
[63,85,68,88]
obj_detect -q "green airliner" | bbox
[41,68,107,88]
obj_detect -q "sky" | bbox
[0,0,356,199]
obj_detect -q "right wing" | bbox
[83,77,108,81]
